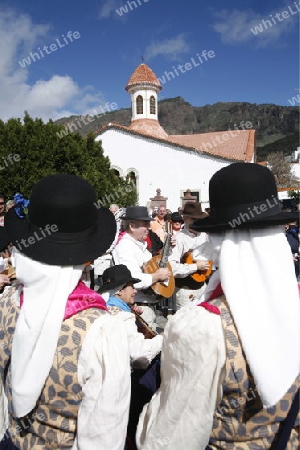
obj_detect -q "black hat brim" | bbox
[4,206,116,265]
[121,216,153,221]
[190,211,299,232]
[98,277,141,293]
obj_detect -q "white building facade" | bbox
[95,63,255,211]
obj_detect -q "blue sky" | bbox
[0,0,299,121]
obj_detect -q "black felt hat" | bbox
[182,202,207,219]
[4,174,116,265]
[98,264,141,292]
[171,212,184,223]
[121,206,153,221]
[190,163,299,232]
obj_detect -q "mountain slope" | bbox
[55,97,299,151]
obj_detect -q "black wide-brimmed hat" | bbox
[182,201,207,219]
[98,264,141,292]
[121,206,153,221]
[4,174,116,265]
[190,163,299,232]
[171,212,183,223]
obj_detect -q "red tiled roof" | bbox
[125,64,162,91]
[129,119,168,139]
[95,123,255,162]
[167,130,255,162]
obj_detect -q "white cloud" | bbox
[144,34,191,61]
[98,0,122,19]
[0,7,106,122]
[212,6,297,47]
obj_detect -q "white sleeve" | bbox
[113,241,153,289]
[168,236,198,277]
[72,313,131,450]
[121,312,163,369]
[136,305,226,450]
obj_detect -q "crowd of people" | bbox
[0,163,298,449]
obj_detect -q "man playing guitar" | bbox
[168,201,212,310]
[112,206,171,332]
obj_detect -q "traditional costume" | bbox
[136,163,300,450]
[0,174,131,449]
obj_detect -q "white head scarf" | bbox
[12,248,84,417]
[204,226,300,407]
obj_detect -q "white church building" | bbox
[95,63,256,211]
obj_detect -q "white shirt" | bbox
[112,233,154,303]
[136,304,226,450]
[73,312,131,450]
[168,228,209,278]
[108,307,163,369]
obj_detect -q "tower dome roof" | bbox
[125,63,162,91]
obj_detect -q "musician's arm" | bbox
[168,237,198,278]
[122,313,163,369]
[113,239,170,287]
[113,241,153,289]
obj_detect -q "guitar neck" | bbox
[132,310,158,338]
[159,232,172,268]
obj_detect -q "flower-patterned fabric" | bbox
[0,285,105,449]
[208,295,299,450]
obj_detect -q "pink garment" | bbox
[20,280,107,320]
[199,302,220,315]
[116,230,126,245]
[197,282,223,315]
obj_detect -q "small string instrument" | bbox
[182,252,213,282]
[143,221,175,298]
[132,310,158,339]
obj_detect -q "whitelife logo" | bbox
[18,31,81,68]
[250,2,300,35]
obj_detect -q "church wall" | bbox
[96,129,231,211]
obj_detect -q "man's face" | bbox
[118,283,137,306]
[172,220,182,232]
[158,207,166,219]
[130,220,150,242]
[0,198,5,215]
[183,215,199,232]
[109,205,119,215]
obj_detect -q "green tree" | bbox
[267,151,299,189]
[0,113,137,206]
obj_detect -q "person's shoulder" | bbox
[114,232,131,249]
[172,229,188,246]
[0,283,19,305]
[166,304,222,339]
[107,305,121,315]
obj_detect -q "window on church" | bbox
[150,96,156,114]
[136,95,143,114]
[112,169,120,178]
[128,171,137,186]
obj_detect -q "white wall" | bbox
[292,163,300,179]
[96,129,230,211]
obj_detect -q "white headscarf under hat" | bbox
[11,248,84,417]
[203,226,300,407]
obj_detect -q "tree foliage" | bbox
[0,113,137,206]
[267,151,299,189]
